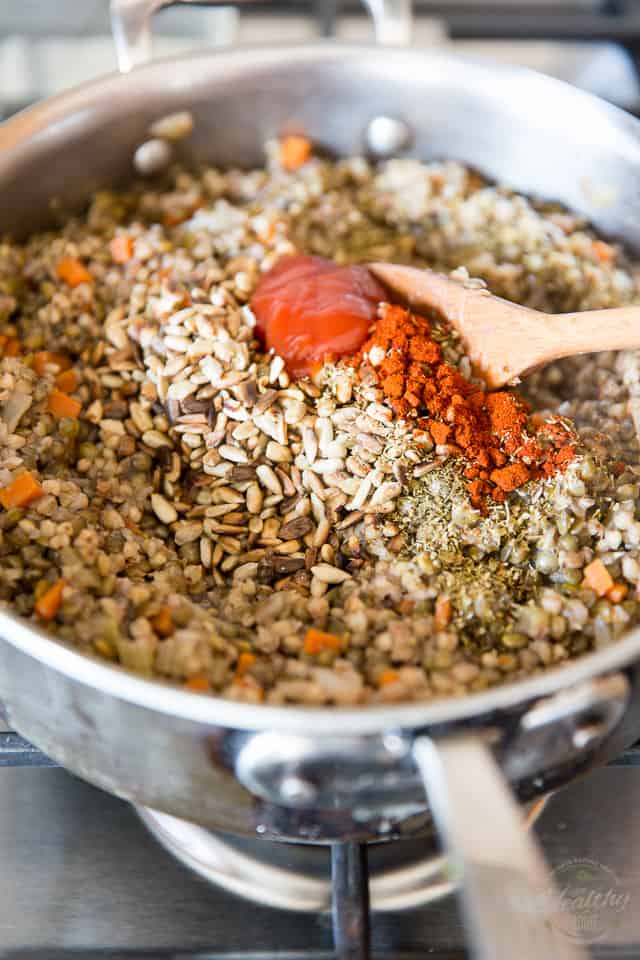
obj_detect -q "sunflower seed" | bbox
[233,561,259,581]
[256,464,283,496]
[311,458,344,475]
[246,483,264,514]
[269,355,285,383]
[311,563,352,584]
[151,493,178,524]
[303,426,318,464]
[174,521,203,545]
[219,444,249,464]
[279,516,314,540]
[142,429,172,449]
[253,389,279,414]
[369,482,402,508]
[266,440,292,463]
[230,464,256,482]
[336,511,364,530]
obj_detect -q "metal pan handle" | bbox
[110,0,412,73]
[413,734,590,960]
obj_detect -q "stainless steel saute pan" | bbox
[2,2,640,957]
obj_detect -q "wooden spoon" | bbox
[369,262,640,390]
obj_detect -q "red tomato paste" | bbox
[250,254,386,378]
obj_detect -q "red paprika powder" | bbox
[352,303,576,505]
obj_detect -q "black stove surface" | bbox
[1,759,640,958]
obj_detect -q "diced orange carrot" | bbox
[236,651,257,677]
[593,240,614,263]
[582,558,614,597]
[183,673,210,692]
[55,368,78,392]
[378,669,399,686]
[2,337,21,357]
[0,335,21,358]
[33,351,71,376]
[110,235,135,264]
[607,582,629,604]
[56,257,93,288]
[163,211,186,228]
[0,471,44,510]
[303,628,344,655]
[611,461,627,477]
[47,389,81,419]
[150,606,174,637]
[434,595,452,630]
[279,135,312,172]
[256,221,277,244]
[35,578,65,620]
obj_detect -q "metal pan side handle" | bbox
[111,0,230,73]
[112,0,162,72]
[110,0,413,72]
[412,734,590,960]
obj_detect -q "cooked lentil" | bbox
[1,142,640,705]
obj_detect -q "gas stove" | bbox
[0,725,639,957]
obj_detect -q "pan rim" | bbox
[1,41,640,166]
[1,603,639,734]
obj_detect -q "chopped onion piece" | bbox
[1,389,31,433]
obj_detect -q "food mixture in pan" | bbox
[2,135,640,705]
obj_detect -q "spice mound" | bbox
[1,146,640,707]
[348,302,576,506]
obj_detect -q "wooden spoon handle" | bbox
[530,305,640,370]
[369,262,640,386]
